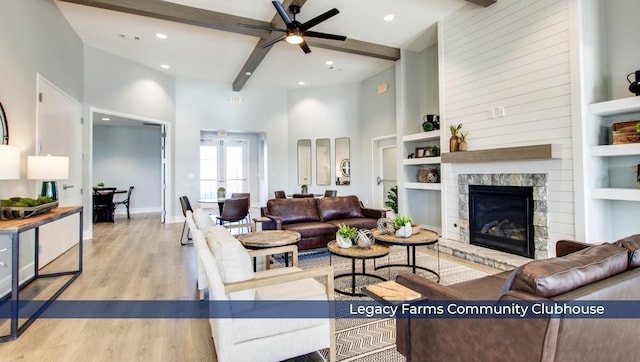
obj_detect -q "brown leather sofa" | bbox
[395,234,640,362]
[260,195,386,250]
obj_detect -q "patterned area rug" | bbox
[274,246,492,361]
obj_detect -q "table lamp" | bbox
[27,155,69,200]
[0,145,20,180]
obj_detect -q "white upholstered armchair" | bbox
[194,225,336,362]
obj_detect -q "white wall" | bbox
[0,0,83,295]
[440,0,575,248]
[175,78,288,214]
[93,125,162,212]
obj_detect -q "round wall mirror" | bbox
[0,102,8,145]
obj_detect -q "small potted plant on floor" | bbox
[336,224,357,248]
[217,187,226,199]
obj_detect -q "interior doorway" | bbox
[89,108,170,224]
[372,135,397,212]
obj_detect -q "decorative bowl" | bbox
[0,201,59,220]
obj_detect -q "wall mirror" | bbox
[316,138,331,186]
[0,102,8,144]
[297,139,311,186]
[335,137,350,185]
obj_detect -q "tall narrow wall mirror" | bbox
[335,137,350,185]
[297,139,311,186]
[316,138,331,186]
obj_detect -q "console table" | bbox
[0,206,83,341]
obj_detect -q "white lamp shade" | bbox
[27,155,69,180]
[0,145,21,180]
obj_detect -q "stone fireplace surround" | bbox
[457,173,549,260]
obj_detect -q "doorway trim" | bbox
[88,107,172,225]
[371,134,396,209]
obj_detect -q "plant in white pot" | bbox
[217,187,226,199]
[336,224,357,248]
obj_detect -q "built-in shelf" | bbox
[588,97,640,116]
[403,157,441,165]
[404,182,441,190]
[402,130,440,142]
[592,188,640,201]
[590,143,640,156]
[441,144,562,163]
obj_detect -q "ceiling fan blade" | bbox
[303,31,346,41]
[299,8,340,31]
[261,34,286,48]
[272,1,294,27]
[299,39,311,54]
[237,23,286,32]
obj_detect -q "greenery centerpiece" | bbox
[217,187,225,199]
[336,224,357,248]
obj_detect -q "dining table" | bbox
[198,198,225,214]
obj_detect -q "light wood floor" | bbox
[0,213,217,362]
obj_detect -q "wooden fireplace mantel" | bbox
[441,144,562,163]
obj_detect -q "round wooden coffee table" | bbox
[372,228,440,282]
[327,240,390,297]
[237,230,301,270]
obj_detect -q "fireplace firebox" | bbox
[468,185,534,258]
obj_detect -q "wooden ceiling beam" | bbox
[232,0,307,92]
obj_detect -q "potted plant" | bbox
[393,215,413,229]
[449,123,463,152]
[458,132,468,151]
[336,224,357,248]
[97,182,104,187]
[217,187,226,199]
[301,184,308,194]
[384,186,398,215]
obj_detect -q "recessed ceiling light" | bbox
[298,81,305,86]
[160,64,170,69]
[383,14,395,22]
[101,117,110,121]
[325,60,334,65]
[245,71,252,76]
[155,33,168,39]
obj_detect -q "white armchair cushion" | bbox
[206,226,256,306]
[193,208,216,231]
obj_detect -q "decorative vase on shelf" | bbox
[458,140,467,151]
[449,135,460,152]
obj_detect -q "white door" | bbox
[373,137,397,214]
[36,75,83,268]
[200,139,249,199]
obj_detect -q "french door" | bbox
[200,138,248,199]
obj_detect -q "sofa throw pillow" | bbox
[267,198,320,224]
[615,234,640,268]
[206,226,256,310]
[317,195,364,221]
[193,208,216,231]
[507,243,628,298]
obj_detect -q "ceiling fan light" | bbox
[286,34,304,44]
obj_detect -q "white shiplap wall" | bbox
[439,0,575,250]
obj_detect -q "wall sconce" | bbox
[0,145,20,180]
[27,155,69,200]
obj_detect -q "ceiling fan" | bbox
[239,1,347,54]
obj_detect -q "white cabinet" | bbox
[588,97,640,201]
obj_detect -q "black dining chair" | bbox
[179,195,194,245]
[274,190,286,199]
[324,190,337,197]
[114,186,134,220]
[93,191,115,223]
[216,197,250,233]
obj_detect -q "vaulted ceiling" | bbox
[55,0,495,91]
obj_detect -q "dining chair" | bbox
[230,193,251,224]
[114,186,134,220]
[274,190,286,199]
[324,190,337,197]
[216,197,250,233]
[93,191,115,223]
[179,195,194,245]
